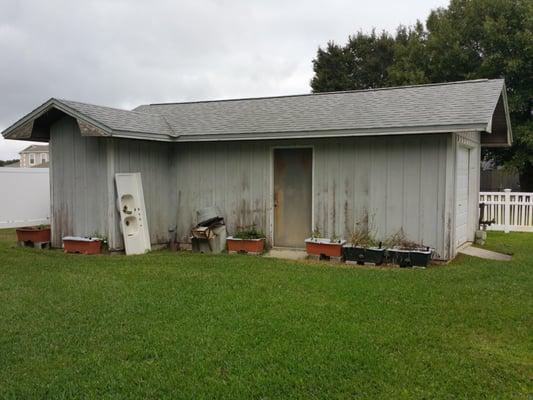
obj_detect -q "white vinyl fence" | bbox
[479,189,533,233]
[0,168,50,228]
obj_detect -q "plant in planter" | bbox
[305,228,346,259]
[16,225,51,247]
[343,213,385,265]
[384,229,432,267]
[227,225,266,255]
[344,228,376,264]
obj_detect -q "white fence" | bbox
[0,168,50,228]
[479,189,533,233]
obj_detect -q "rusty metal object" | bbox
[273,148,312,248]
[190,207,226,253]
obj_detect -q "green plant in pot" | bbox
[344,228,375,264]
[305,227,346,258]
[227,225,266,254]
[343,213,384,265]
[384,229,432,267]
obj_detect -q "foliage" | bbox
[0,228,531,398]
[349,228,377,247]
[311,227,322,239]
[349,213,378,247]
[383,229,423,250]
[0,159,19,167]
[311,29,395,91]
[310,227,342,242]
[234,224,265,240]
[311,0,533,188]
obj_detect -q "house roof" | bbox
[2,79,512,146]
[20,144,49,153]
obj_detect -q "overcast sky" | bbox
[0,0,447,159]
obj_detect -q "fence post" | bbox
[504,188,511,233]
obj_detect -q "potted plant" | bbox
[343,213,385,265]
[343,228,375,264]
[63,236,103,255]
[305,228,346,259]
[384,229,432,267]
[227,225,266,255]
[16,224,51,244]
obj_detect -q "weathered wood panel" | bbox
[175,141,271,242]
[49,116,109,247]
[49,117,458,258]
[174,134,450,258]
[111,138,175,248]
[455,131,481,255]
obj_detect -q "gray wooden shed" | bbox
[3,79,512,259]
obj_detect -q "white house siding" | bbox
[49,117,109,247]
[174,134,452,259]
[109,138,176,249]
[454,131,481,252]
[49,115,463,259]
[49,116,176,249]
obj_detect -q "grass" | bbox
[0,229,531,399]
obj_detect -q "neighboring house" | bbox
[19,144,49,168]
[1,79,512,260]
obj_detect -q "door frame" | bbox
[454,143,473,249]
[270,145,315,248]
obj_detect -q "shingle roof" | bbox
[20,144,49,153]
[58,99,173,136]
[2,79,509,143]
[133,79,505,139]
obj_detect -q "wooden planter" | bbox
[16,226,51,247]
[227,237,265,255]
[63,236,102,255]
[305,238,346,258]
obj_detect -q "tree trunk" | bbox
[519,163,533,192]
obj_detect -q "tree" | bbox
[0,159,19,167]
[310,0,533,190]
[311,30,396,91]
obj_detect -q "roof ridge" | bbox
[55,98,166,118]
[143,79,499,107]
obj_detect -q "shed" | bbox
[2,79,512,259]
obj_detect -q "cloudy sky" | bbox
[0,0,447,159]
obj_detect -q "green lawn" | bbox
[0,229,531,399]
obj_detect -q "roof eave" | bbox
[484,82,513,147]
[2,98,113,141]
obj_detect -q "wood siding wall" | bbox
[175,135,451,258]
[455,131,481,255]
[49,117,109,247]
[49,115,459,259]
[110,139,176,248]
[50,116,175,249]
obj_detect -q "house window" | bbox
[29,153,35,165]
[41,153,47,163]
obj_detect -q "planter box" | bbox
[387,248,432,267]
[387,249,411,267]
[344,245,385,265]
[409,248,432,267]
[16,226,51,243]
[305,238,346,258]
[343,245,366,264]
[227,237,265,255]
[365,247,385,265]
[63,236,102,255]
